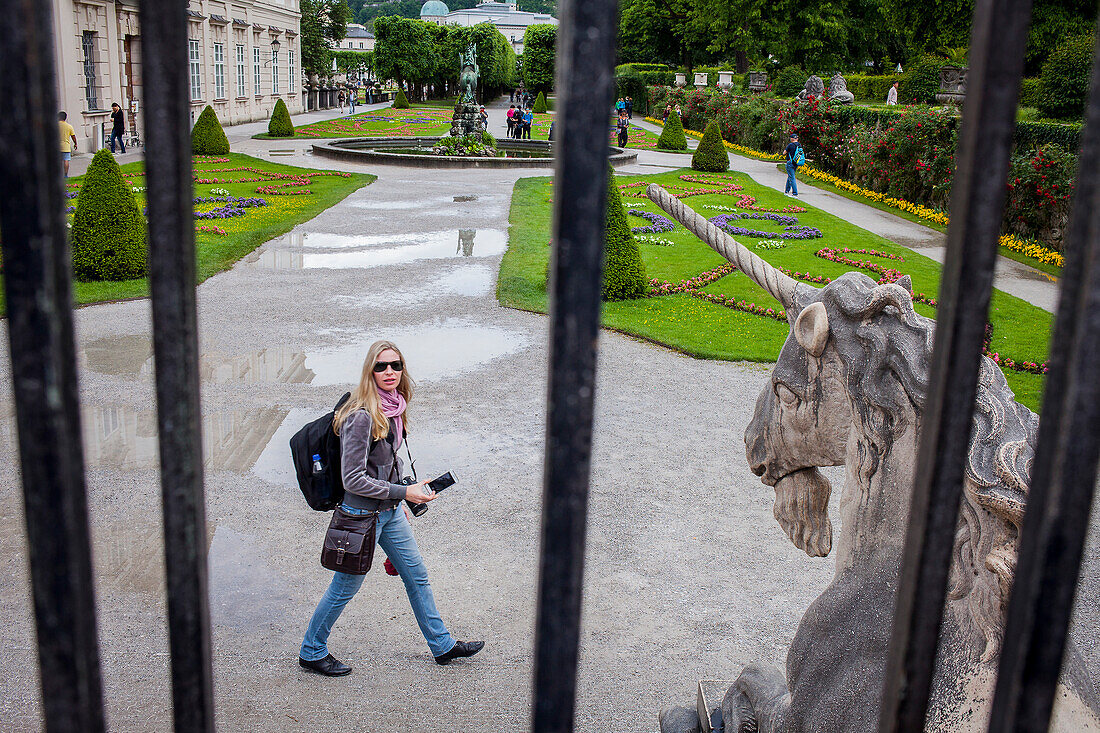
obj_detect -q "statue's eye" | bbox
[776,383,800,406]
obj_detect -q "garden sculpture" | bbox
[796,75,825,101]
[645,184,1100,733]
[826,73,855,104]
[449,44,485,137]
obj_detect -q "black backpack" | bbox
[290,392,351,511]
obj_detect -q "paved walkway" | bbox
[624,116,1060,312]
[2,99,1093,732]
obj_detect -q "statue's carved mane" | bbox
[817,273,1034,660]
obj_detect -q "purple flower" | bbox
[628,209,675,234]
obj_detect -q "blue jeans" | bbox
[300,506,456,661]
[785,161,798,195]
[110,131,126,154]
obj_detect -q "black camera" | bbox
[402,471,457,518]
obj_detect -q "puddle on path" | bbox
[245,229,506,270]
[330,263,494,308]
[80,337,314,384]
[303,319,530,386]
[348,196,454,210]
[208,526,293,630]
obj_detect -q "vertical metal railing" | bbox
[139,1,215,731]
[0,1,106,731]
[530,0,618,729]
[878,0,1035,729]
[987,21,1100,733]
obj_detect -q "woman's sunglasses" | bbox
[372,360,404,373]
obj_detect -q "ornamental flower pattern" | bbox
[627,209,675,234]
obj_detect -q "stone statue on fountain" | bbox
[449,44,485,138]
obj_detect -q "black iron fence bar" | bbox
[530,0,618,728]
[0,1,106,730]
[878,0,1035,730]
[138,1,216,731]
[987,24,1100,733]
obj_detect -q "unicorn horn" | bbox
[646,183,800,309]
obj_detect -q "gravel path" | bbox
[0,100,1094,732]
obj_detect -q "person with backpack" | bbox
[521,108,533,139]
[616,110,630,148]
[507,104,517,137]
[299,340,484,676]
[784,132,803,197]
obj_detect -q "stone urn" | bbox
[717,71,735,91]
[936,65,967,105]
[748,71,768,93]
[694,72,708,89]
[674,72,687,88]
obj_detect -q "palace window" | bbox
[236,44,246,97]
[189,39,202,100]
[81,31,98,110]
[213,43,226,99]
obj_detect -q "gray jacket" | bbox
[340,409,407,512]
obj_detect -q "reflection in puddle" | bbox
[330,264,494,308]
[252,408,318,486]
[304,320,530,385]
[80,337,315,385]
[246,229,507,270]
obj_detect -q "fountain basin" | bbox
[311,137,638,168]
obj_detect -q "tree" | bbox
[372,16,440,89]
[692,120,729,171]
[522,24,556,93]
[657,112,687,150]
[70,149,147,281]
[301,0,351,76]
[602,167,648,301]
[191,105,230,154]
[268,98,295,137]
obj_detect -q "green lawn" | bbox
[254,105,454,139]
[47,153,373,309]
[519,111,661,150]
[499,168,1050,410]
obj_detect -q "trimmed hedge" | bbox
[1039,34,1094,120]
[656,111,688,150]
[616,68,648,115]
[692,121,729,171]
[268,98,294,137]
[190,105,229,155]
[533,91,547,113]
[393,88,410,109]
[70,149,147,281]
[1019,78,1043,109]
[602,167,647,301]
[845,74,903,103]
[1014,120,1083,153]
[773,66,806,97]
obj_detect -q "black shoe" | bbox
[299,654,352,676]
[434,640,484,665]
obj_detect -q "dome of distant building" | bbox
[420,0,450,18]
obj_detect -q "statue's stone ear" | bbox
[794,302,829,357]
[896,275,912,293]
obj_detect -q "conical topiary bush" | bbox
[692,120,729,172]
[191,105,230,155]
[393,88,410,109]
[603,165,647,301]
[533,92,547,113]
[657,111,687,151]
[268,98,295,137]
[70,149,147,281]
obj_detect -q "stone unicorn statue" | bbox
[645,184,1100,733]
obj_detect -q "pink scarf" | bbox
[379,389,406,447]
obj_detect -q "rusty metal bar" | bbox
[530,0,618,729]
[0,1,106,731]
[987,23,1100,733]
[138,1,215,731]
[878,0,1034,730]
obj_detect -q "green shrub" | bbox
[393,88,410,109]
[70,149,147,281]
[1039,34,1094,120]
[190,105,229,155]
[533,91,547,113]
[616,67,648,115]
[603,167,647,301]
[1019,78,1043,109]
[845,74,903,102]
[268,98,295,137]
[481,129,496,146]
[773,66,806,97]
[1014,120,1083,152]
[657,111,688,150]
[692,121,729,171]
[900,55,944,105]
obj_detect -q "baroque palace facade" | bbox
[52,0,304,152]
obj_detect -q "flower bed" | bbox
[270,106,453,139]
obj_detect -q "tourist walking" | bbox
[616,110,630,147]
[338,90,346,114]
[299,340,485,676]
[784,132,801,197]
[58,111,77,177]
[662,105,672,123]
[479,105,489,129]
[615,97,625,116]
[349,86,358,114]
[109,102,126,154]
[625,96,633,119]
[507,104,517,137]
[886,81,899,106]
